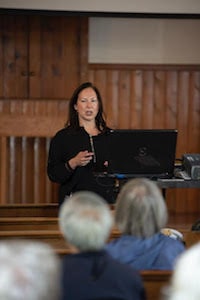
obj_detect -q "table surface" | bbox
[93,172,200,189]
[156,178,200,189]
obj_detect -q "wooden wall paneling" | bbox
[0,137,7,203]
[28,15,41,98]
[3,15,15,98]
[45,138,52,202]
[93,69,107,100]
[118,70,131,128]
[61,17,80,96]
[129,71,136,129]
[154,71,166,128]
[41,16,58,98]
[0,14,88,100]
[21,137,26,203]
[0,100,68,204]
[177,71,190,154]
[91,69,115,124]
[142,71,154,128]
[15,15,28,98]
[165,71,178,130]
[33,137,40,203]
[29,16,88,99]
[1,135,58,204]
[21,137,29,203]
[131,70,143,129]
[89,64,200,214]
[0,17,3,98]
[29,15,56,98]
[79,17,89,83]
[188,72,200,152]
[89,69,94,83]
[8,137,17,203]
[106,70,119,128]
[2,15,28,98]
[32,137,49,203]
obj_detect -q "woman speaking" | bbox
[47,82,116,207]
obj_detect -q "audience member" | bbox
[163,242,200,300]
[59,190,146,300]
[0,240,61,300]
[106,178,185,270]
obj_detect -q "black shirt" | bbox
[47,126,116,206]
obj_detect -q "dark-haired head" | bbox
[65,82,107,131]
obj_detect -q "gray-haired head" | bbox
[115,178,168,237]
[0,240,60,300]
[59,191,113,252]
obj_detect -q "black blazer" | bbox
[47,126,116,206]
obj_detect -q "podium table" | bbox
[94,173,200,189]
[156,178,200,189]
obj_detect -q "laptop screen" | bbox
[107,129,178,179]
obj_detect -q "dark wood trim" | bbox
[90,63,200,71]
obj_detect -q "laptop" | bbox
[107,129,178,179]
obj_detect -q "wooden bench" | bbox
[141,270,171,300]
[0,229,67,252]
[1,216,200,248]
[0,217,58,230]
[0,203,58,217]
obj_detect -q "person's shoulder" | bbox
[105,126,112,132]
[100,127,113,136]
[51,127,67,140]
[53,126,78,138]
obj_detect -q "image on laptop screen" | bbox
[107,129,178,179]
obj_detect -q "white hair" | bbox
[0,240,60,300]
[168,242,200,300]
[59,191,113,251]
[115,178,168,237]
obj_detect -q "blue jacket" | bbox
[61,250,146,300]
[105,233,185,271]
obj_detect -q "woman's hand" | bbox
[68,151,94,169]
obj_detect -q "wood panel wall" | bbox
[0,14,88,99]
[0,69,200,212]
[0,64,199,213]
[0,100,69,204]
[89,64,200,214]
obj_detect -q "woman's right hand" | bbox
[68,151,94,169]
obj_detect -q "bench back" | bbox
[0,100,67,204]
[141,270,172,300]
